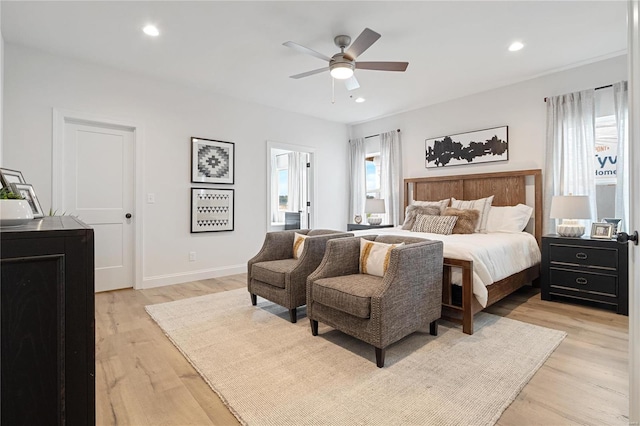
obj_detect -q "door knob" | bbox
[617,231,638,245]
[125,213,132,219]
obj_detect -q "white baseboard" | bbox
[139,264,246,289]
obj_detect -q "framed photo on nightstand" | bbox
[590,222,614,239]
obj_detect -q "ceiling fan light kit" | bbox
[284,28,408,92]
[330,62,354,79]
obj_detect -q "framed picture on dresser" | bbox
[11,183,44,218]
[590,222,614,239]
[0,168,26,188]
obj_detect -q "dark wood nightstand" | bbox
[347,224,394,231]
[541,234,628,315]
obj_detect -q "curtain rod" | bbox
[349,129,401,142]
[543,84,613,102]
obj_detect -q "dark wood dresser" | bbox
[541,234,628,315]
[1,216,95,425]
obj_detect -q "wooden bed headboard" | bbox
[404,169,543,246]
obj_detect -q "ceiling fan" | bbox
[283,28,409,91]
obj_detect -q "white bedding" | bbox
[351,227,541,307]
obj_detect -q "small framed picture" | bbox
[191,137,235,184]
[11,183,44,218]
[191,188,234,233]
[590,222,614,239]
[0,168,26,188]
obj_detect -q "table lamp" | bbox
[549,195,591,237]
[365,198,385,225]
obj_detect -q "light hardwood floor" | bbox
[95,275,628,425]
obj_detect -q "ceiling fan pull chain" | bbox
[331,76,335,104]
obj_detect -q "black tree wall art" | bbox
[425,126,508,168]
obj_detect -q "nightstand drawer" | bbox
[549,267,617,296]
[548,244,617,270]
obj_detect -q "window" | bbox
[276,154,289,211]
[268,144,313,231]
[591,86,621,220]
[365,154,381,199]
[594,115,618,184]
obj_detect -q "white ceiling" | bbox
[1,1,627,124]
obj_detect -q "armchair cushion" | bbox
[252,258,299,289]
[293,232,308,259]
[312,274,384,319]
[359,239,404,277]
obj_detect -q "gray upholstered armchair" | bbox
[247,229,352,323]
[307,235,443,367]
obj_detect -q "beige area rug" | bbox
[146,288,566,426]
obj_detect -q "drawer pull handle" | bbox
[575,253,588,260]
[576,277,588,285]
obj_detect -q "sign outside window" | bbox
[595,141,617,184]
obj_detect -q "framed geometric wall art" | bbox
[191,188,234,233]
[425,126,508,168]
[191,137,235,184]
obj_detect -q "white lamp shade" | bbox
[549,195,591,237]
[365,198,385,214]
[549,195,591,219]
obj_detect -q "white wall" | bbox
[3,44,349,288]
[349,55,628,181]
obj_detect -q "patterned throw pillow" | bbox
[451,195,494,233]
[443,207,480,234]
[359,239,404,277]
[293,232,308,259]
[411,214,458,235]
[401,205,441,230]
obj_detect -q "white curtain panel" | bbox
[614,81,629,232]
[349,138,367,222]
[380,130,403,226]
[544,89,597,234]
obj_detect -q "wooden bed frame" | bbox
[404,169,542,335]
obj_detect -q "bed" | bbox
[402,169,543,335]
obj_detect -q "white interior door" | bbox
[63,121,134,292]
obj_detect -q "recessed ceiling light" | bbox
[508,41,524,52]
[355,97,366,103]
[143,25,160,37]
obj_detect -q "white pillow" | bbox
[293,232,308,259]
[486,204,534,233]
[359,239,404,277]
[411,198,450,214]
[411,213,457,235]
[451,195,494,233]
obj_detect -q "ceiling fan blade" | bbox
[344,28,381,60]
[356,61,409,72]
[289,67,328,79]
[283,41,332,62]
[344,75,360,91]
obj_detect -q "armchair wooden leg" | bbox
[250,293,257,306]
[310,319,318,336]
[289,308,297,323]
[375,347,385,368]
[429,320,438,336]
